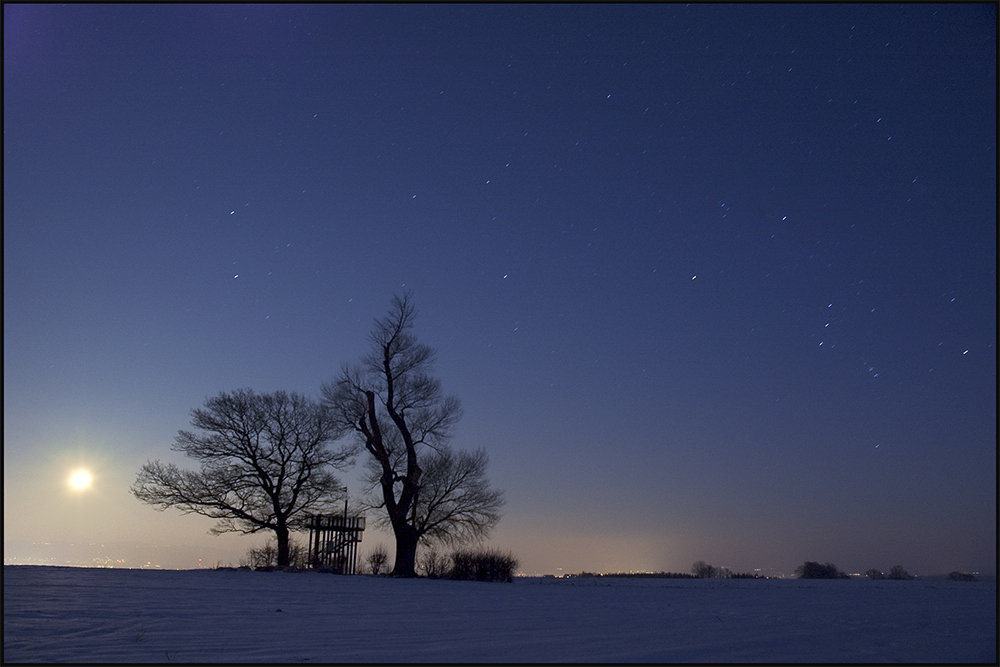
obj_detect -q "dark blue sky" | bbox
[4,3,996,575]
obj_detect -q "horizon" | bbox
[4,537,994,581]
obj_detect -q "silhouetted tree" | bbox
[864,568,886,580]
[322,294,505,576]
[692,560,718,578]
[948,571,977,582]
[795,561,849,579]
[132,389,353,567]
[366,544,390,575]
[418,547,448,578]
[887,564,914,580]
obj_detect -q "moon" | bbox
[69,470,92,490]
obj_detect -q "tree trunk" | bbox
[275,524,291,568]
[390,525,419,577]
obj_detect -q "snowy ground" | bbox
[3,565,995,663]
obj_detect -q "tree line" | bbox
[131,293,506,577]
[691,560,972,580]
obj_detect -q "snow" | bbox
[3,565,995,663]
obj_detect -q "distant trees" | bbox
[948,571,977,582]
[131,389,353,567]
[887,564,914,580]
[795,561,850,579]
[864,565,915,580]
[690,561,761,579]
[322,294,505,577]
[692,560,716,578]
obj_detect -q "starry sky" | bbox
[4,4,996,576]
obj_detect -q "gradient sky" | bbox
[4,3,996,576]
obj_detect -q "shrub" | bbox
[864,568,886,580]
[795,561,849,579]
[449,548,519,583]
[240,539,308,570]
[366,544,390,576]
[418,548,448,578]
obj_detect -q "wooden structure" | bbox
[307,514,365,574]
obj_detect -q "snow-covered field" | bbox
[3,565,995,663]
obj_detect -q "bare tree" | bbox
[418,547,448,578]
[692,560,717,579]
[322,293,505,576]
[131,389,353,567]
[366,544,390,575]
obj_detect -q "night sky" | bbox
[4,4,996,576]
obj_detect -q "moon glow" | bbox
[69,470,92,490]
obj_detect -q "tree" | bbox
[366,544,390,575]
[131,389,353,567]
[692,560,717,579]
[864,568,886,580]
[322,293,505,576]
[795,561,850,579]
[887,564,914,580]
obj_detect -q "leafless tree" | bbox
[418,547,448,578]
[131,389,353,567]
[322,293,505,576]
[692,560,717,579]
[366,544,390,575]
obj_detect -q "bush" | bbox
[948,571,977,582]
[365,544,390,576]
[418,548,448,578]
[240,539,308,570]
[795,561,849,579]
[887,565,914,580]
[449,548,519,583]
[864,568,886,580]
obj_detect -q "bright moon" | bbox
[69,470,92,490]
